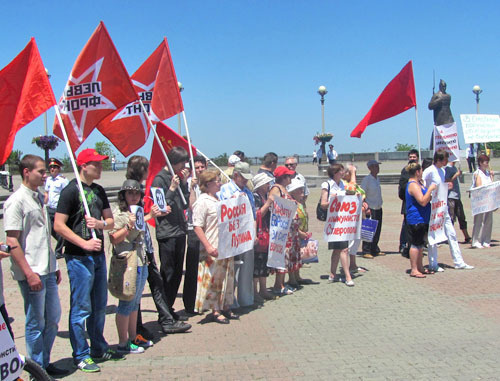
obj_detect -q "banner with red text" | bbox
[217,195,255,259]
[324,194,362,242]
[267,196,297,270]
[428,183,448,245]
[470,181,500,216]
[433,122,460,161]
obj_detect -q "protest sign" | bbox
[267,196,297,270]
[324,194,362,242]
[217,195,254,259]
[460,114,500,144]
[434,122,459,161]
[130,205,145,231]
[470,181,500,216]
[150,187,167,213]
[0,313,23,381]
[428,183,448,245]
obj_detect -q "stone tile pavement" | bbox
[1,168,500,380]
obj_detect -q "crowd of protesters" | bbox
[0,145,492,376]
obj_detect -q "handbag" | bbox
[108,249,137,301]
[255,209,270,252]
[316,181,330,221]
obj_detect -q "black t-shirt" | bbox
[57,179,110,256]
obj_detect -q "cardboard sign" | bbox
[434,122,460,161]
[324,194,362,242]
[267,196,297,270]
[460,114,500,144]
[0,313,23,381]
[428,183,448,245]
[130,205,145,231]
[217,195,255,259]
[150,187,167,213]
[470,181,500,216]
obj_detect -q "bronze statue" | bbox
[428,79,454,126]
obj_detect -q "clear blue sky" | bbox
[1,1,499,161]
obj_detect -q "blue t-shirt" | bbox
[406,180,431,224]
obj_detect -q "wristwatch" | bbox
[102,221,108,229]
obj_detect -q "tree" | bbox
[395,143,416,151]
[5,150,23,173]
[94,141,113,170]
[211,153,228,167]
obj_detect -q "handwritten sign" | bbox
[324,194,362,242]
[0,313,23,381]
[427,183,448,245]
[150,187,167,213]
[434,122,460,161]
[217,195,254,259]
[130,205,145,231]
[470,181,500,216]
[460,114,500,144]
[267,196,297,270]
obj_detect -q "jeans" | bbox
[65,253,108,362]
[118,265,148,316]
[18,272,61,368]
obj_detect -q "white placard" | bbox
[470,181,500,216]
[150,187,167,213]
[130,205,145,231]
[0,313,23,381]
[434,122,460,161]
[324,194,362,242]
[460,114,500,144]
[267,196,297,270]
[217,195,255,259]
[428,183,448,245]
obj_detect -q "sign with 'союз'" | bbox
[324,194,362,242]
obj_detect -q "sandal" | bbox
[222,310,239,320]
[410,273,426,278]
[212,313,229,324]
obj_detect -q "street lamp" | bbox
[317,85,328,134]
[177,81,184,134]
[472,85,482,114]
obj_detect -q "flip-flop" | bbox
[212,313,229,324]
[410,273,426,278]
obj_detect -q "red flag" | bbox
[144,122,196,226]
[350,61,416,138]
[98,38,184,156]
[53,22,138,152]
[0,38,56,164]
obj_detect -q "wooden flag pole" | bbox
[181,111,197,179]
[196,149,231,181]
[53,106,97,239]
[138,99,187,205]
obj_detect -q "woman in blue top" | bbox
[405,163,436,278]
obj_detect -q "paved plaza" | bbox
[1,160,500,380]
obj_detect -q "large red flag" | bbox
[0,38,56,164]
[53,22,138,152]
[144,122,196,226]
[350,61,416,138]
[98,38,184,156]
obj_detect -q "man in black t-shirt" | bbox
[55,149,123,373]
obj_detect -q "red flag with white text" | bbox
[350,61,416,138]
[145,122,196,226]
[0,38,56,164]
[98,38,184,156]
[53,22,138,152]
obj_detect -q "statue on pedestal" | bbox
[428,79,454,126]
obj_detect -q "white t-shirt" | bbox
[423,164,445,188]
[321,179,345,199]
[361,174,383,209]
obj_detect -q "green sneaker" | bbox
[93,348,125,362]
[76,358,100,373]
[117,341,145,354]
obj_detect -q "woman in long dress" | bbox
[193,170,236,324]
[471,154,495,249]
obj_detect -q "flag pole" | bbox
[138,99,187,205]
[53,106,97,239]
[414,104,422,163]
[196,149,231,181]
[181,111,197,179]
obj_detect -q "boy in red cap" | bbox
[54,149,124,372]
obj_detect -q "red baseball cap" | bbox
[273,165,295,178]
[76,149,109,166]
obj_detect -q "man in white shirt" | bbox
[466,144,477,173]
[327,144,338,164]
[422,149,474,271]
[361,160,384,258]
[284,156,309,202]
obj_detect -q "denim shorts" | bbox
[117,265,148,316]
